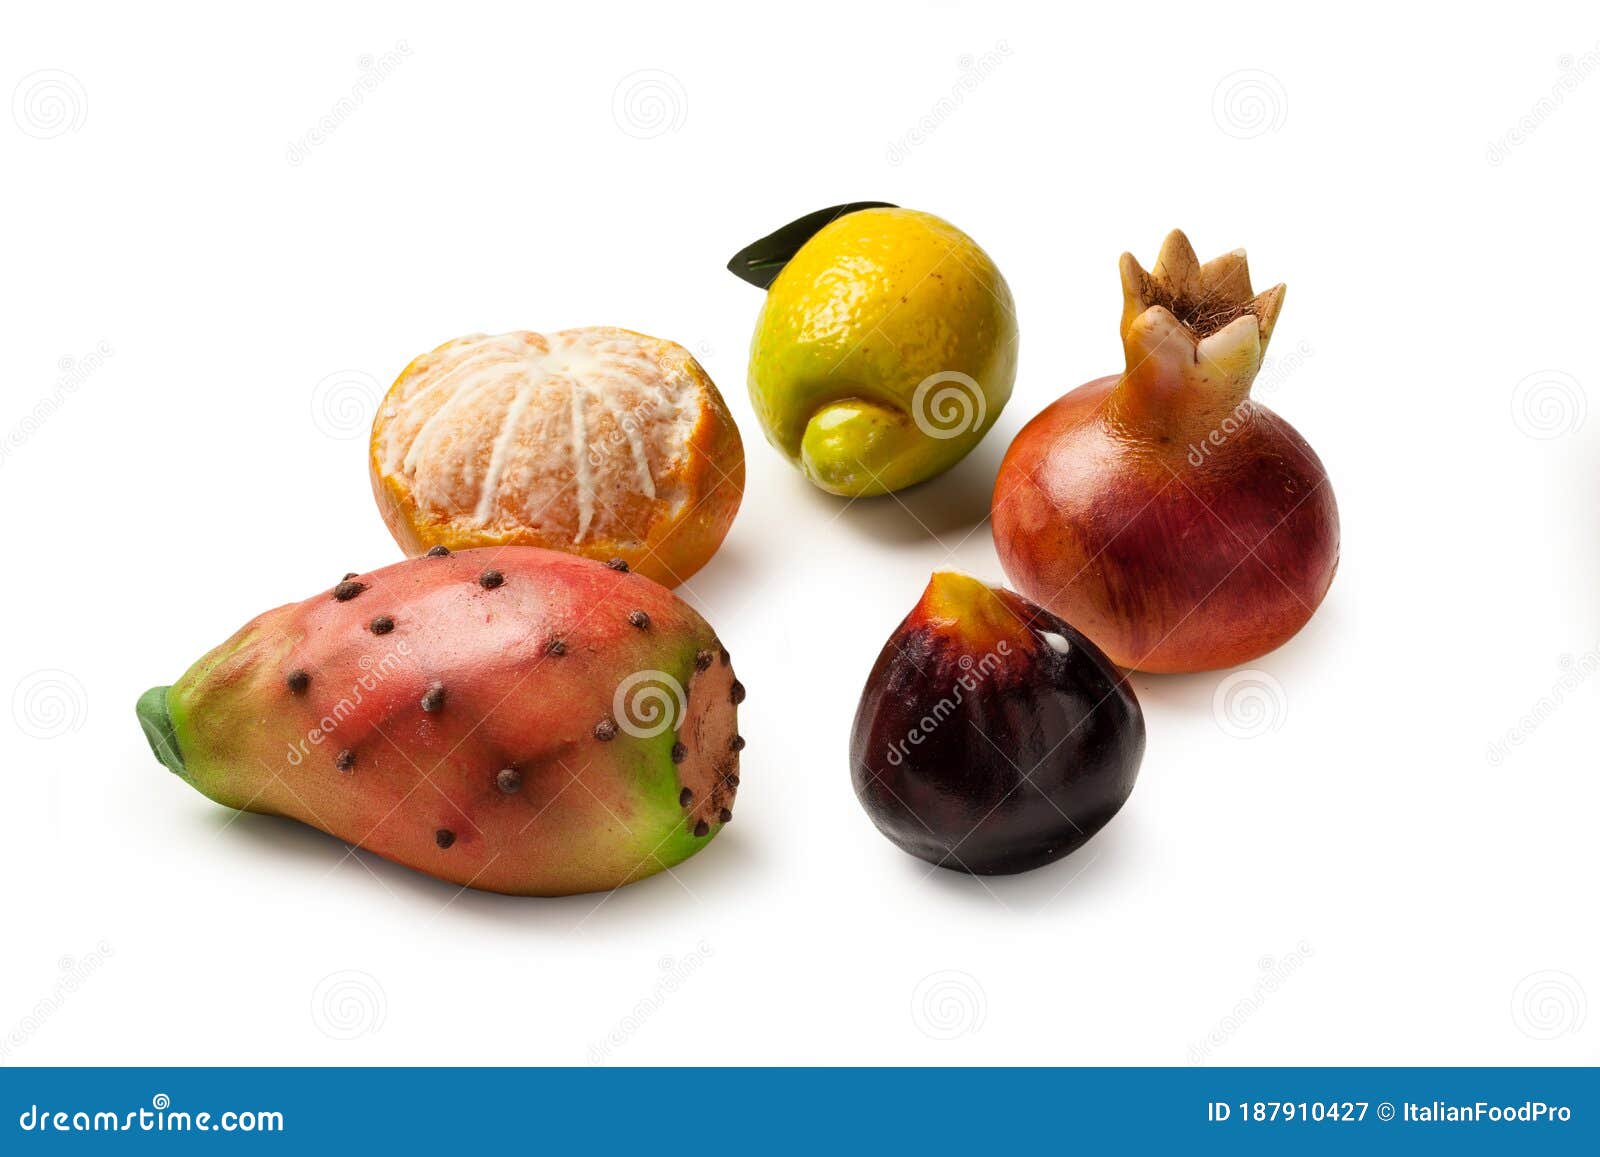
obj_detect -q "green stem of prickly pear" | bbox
[136,685,187,779]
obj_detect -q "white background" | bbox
[3,1,1596,1067]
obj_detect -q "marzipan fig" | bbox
[850,571,1144,875]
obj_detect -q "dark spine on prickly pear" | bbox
[136,546,745,897]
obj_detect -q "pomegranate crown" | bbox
[1117,230,1286,398]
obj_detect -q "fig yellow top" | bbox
[369,328,744,586]
[746,208,1017,496]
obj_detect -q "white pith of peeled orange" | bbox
[370,328,744,585]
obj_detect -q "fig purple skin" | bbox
[850,572,1145,875]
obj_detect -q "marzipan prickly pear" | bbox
[135,546,744,896]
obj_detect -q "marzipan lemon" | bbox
[747,207,1017,496]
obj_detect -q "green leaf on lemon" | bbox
[726,202,897,289]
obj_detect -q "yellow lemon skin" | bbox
[747,208,1018,496]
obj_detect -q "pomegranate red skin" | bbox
[993,376,1339,673]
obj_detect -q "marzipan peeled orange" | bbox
[370,328,744,586]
